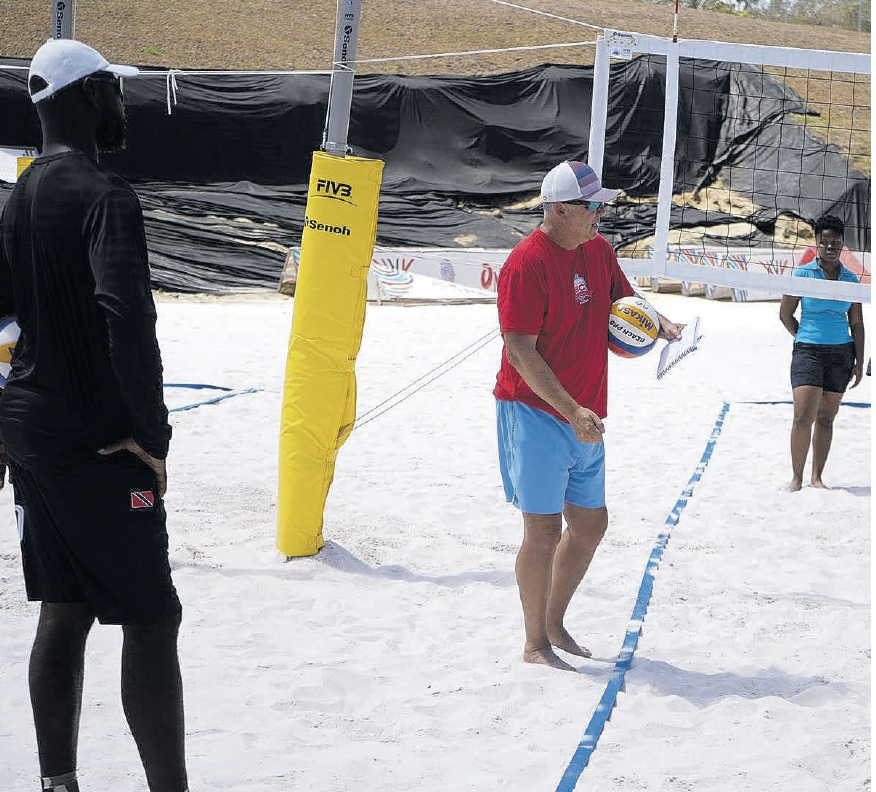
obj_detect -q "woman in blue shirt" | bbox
[779,215,865,492]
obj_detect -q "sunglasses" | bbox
[563,199,604,211]
[84,72,124,97]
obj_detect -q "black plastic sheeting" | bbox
[0,56,869,292]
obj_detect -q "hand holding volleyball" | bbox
[608,296,660,358]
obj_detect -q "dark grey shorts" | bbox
[790,342,855,393]
[11,451,181,625]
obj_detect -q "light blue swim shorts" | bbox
[496,399,606,514]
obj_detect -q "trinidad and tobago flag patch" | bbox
[130,490,156,510]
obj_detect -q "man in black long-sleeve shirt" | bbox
[0,39,188,792]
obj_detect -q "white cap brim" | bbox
[586,186,620,202]
[28,38,140,103]
[540,160,621,204]
[107,64,139,77]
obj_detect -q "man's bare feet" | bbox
[547,625,592,658]
[786,477,803,492]
[811,477,830,489]
[523,645,578,672]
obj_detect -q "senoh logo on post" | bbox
[341,26,354,62]
[304,215,351,237]
[314,179,355,205]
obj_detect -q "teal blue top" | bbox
[792,260,858,345]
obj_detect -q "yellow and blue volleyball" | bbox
[608,296,659,358]
[0,315,20,388]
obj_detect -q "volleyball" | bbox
[608,296,660,358]
[0,315,20,387]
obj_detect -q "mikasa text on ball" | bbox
[608,296,660,358]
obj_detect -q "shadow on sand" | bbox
[577,655,853,707]
[314,540,517,588]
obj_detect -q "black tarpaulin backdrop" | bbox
[0,56,869,292]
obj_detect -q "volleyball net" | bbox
[355,30,871,305]
[3,6,870,304]
[592,32,870,304]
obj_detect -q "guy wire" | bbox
[345,327,502,433]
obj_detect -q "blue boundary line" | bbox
[168,387,261,413]
[165,382,234,392]
[555,401,731,792]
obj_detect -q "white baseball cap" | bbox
[28,38,138,104]
[541,160,620,204]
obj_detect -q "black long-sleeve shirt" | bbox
[0,151,171,464]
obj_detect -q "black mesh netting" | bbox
[0,57,868,292]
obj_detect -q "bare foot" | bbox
[548,625,592,658]
[786,478,803,492]
[811,477,830,489]
[522,645,578,672]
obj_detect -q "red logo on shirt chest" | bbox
[573,274,591,304]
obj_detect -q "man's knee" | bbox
[522,514,563,549]
[39,602,95,638]
[567,506,608,541]
[814,412,836,428]
[123,610,182,644]
[792,410,816,428]
[121,612,183,688]
[590,508,609,540]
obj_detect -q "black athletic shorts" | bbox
[790,341,855,393]
[11,450,181,625]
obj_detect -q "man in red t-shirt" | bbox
[495,160,681,672]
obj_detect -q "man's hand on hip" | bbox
[98,437,168,497]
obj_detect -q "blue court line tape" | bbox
[169,387,261,413]
[555,401,731,792]
[165,383,234,391]
[738,400,870,409]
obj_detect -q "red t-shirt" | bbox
[493,227,634,421]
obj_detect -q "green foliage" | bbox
[770,0,868,30]
[682,0,870,30]
[682,0,738,11]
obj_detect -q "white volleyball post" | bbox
[52,0,76,38]
[651,38,680,280]
[587,34,610,179]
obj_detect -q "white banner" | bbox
[280,245,871,303]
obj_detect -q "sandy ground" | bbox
[0,289,870,792]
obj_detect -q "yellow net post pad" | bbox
[277,152,384,557]
[16,157,35,179]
